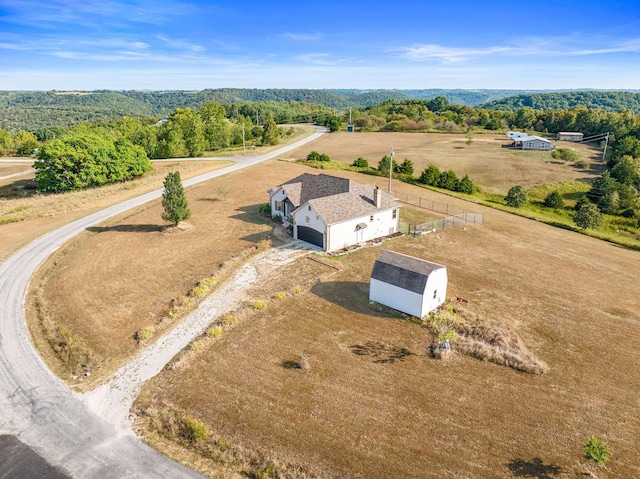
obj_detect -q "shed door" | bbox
[297,226,324,248]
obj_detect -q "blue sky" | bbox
[1,0,640,91]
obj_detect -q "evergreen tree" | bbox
[162,171,191,226]
[574,203,603,229]
[544,190,565,209]
[418,164,441,186]
[456,174,476,194]
[505,185,529,208]
[261,115,280,146]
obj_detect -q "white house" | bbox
[268,173,400,252]
[369,250,447,318]
[517,135,555,150]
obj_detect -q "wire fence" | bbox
[391,190,466,216]
[411,212,484,235]
[390,189,484,235]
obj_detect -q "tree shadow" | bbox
[506,457,563,479]
[86,224,165,233]
[350,341,414,364]
[198,197,221,202]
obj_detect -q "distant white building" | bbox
[268,173,400,252]
[506,131,529,139]
[556,132,584,142]
[369,250,447,318]
[506,132,555,150]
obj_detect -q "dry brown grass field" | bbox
[0,125,314,262]
[130,169,639,478]
[287,132,603,194]
[23,132,639,478]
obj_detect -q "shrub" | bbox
[136,326,155,341]
[181,417,208,443]
[352,157,369,168]
[222,315,237,325]
[543,190,565,209]
[252,300,266,310]
[574,158,590,169]
[190,278,216,298]
[505,185,529,208]
[294,286,302,294]
[306,151,330,162]
[575,203,603,229]
[190,340,204,351]
[207,327,223,338]
[552,147,579,162]
[258,203,272,216]
[274,292,286,301]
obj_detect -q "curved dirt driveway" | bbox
[0,127,326,478]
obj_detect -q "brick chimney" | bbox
[373,186,382,208]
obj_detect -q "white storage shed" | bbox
[369,250,447,318]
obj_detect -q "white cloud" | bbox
[277,32,323,42]
[156,34,206,52]
[392,36,640,63]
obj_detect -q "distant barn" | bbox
[369,250,447,318]
[556,132,584,142]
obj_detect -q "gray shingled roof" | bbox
[280,173,350,208]
[371,250,445,294]
[308,182,398,225]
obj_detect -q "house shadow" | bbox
[311,281,402,318]
[230,204,270,227]
[86,224,165,233]
[506,457,563,479]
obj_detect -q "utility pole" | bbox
[388,146,394,192]
[602,132,609,163]
[242,121,246,156]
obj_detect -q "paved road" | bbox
[0,127,326,478]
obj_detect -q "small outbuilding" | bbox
[556,132,584,142]
[369,250,447,318]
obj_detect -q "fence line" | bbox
[411,212,484,235]
[391,189,468,216]
[389,189,484,234]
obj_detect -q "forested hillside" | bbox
[0,88,596,132]
[481,91,640,113]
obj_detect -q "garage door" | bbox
[297,226,324,248]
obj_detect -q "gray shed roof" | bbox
[371,250,445,294]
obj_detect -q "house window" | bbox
[275,201,283,212]
[392,209,397,219]
[369,215,374,222]
[433,290,437,299]
[308,205,311,211]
